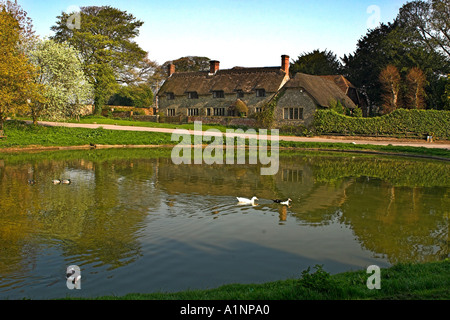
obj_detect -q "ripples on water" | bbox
[0,149,448,299]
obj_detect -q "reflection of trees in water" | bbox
[0,155,160,275]
[0,150,448,276]
[303,155,449,264]
[340,179,449,264]
[157,153,449,264]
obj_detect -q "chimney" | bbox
[210,60,220,74]
[281,55,290,74]
[168,63,175,77]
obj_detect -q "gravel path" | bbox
[34,121,450,150]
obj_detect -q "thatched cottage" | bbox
[157,55,359,128]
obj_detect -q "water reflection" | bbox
[0,149,448,298]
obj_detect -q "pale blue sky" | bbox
[20,0,410,68]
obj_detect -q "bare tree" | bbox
[406,67,427,109]
[379,65,402,113]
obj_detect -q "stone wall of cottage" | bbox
[158,92,275,117]
[187,116,258,127]
[274,88,317,128]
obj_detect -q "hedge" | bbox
[313,109,450,139]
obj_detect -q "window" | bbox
[207,108,211,116]
[213,108,226,116]
[256,89,266,97]
[283,108,303,120]
[166,92,175,100]
[167,108,176,116]
[187,92,198,99]
[188,108,199,116]
[282,169,303,182]
[213,91,225,99]
[256,107,263,113]
[237,90,244,98]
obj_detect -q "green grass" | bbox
[0,120,174,148]
[61,260,449,300]
[1,120,449,159]
[66,115,242,132]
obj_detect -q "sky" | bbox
[19,0,410,69]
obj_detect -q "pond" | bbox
[0,148,448,299]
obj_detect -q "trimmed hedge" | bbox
[313,109,450,139]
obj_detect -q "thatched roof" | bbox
[158,67,288,97]
[319,75,356,93]
[284,73,357,109]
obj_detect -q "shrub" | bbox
[313,108,450,139]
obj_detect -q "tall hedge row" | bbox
[313,109,450,139]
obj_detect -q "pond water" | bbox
[0,149,448,299]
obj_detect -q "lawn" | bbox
[1,119,449,160]
[62,260,449,300]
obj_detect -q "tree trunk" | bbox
[0,117,4,136]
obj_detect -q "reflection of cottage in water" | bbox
[156,156,352,226]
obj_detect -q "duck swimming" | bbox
[237,196,258,205]
[52,179,61,185]
[62,179,71,185]
[273,198,292,206]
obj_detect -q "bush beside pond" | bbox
[313,109,450,140]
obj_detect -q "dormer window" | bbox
[213,91,225,99]
[237,90,244,98]
[187,92,198,99]
[166,92,175,100]
[256,89,266,97]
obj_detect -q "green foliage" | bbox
[342,15,450,112]
[234,99,248,117]
[298,265,335,292]
[352,107,363,117]
[29,39,93,122]
[314,109,450,139]
[256,92,284,129]
[0,9,39,131]
[161,56,211,73]
[291,49,342,76]
[68,261,449,300]
[93,64,118,115]
[50,6,147,113]
[328,99,346,114]
[443,75,450,110]
[108,83,154,108]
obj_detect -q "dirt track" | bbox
[33,121,450,150]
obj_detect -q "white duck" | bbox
[236,196,258,205]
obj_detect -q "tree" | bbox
[0,0,36,48]
[342,18,450,113]
[0,9,40,132]
[50,6,148,115]
[397,0,450,59]
[161,56,211,73]
[405,67,427,109]
[443,75,450,110]
[108,83,154,108]
[379,65,402,113]
[29,39,93,123]
[290,49,342,76]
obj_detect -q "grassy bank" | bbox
[1,120,449,159]
[63,260,449,300]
